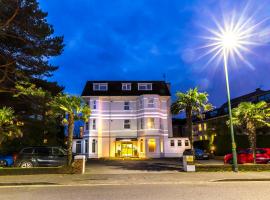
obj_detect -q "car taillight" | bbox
[13,153,18,161]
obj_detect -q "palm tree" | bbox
[51,94,91,166]
[231,101,270,163]
[171,87,212,150]
[0,107,23,145]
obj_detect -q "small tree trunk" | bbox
[247,122,256,164]
[67,113,74,166]
[186,108,193,150]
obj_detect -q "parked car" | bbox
[0,155,14,167]
[14,146,68,168]
[194,148,210,160]
[224,148,270,164]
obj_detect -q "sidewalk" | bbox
[0,172,270,187]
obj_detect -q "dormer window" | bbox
[138,83,152,91]
[93,83,108,91]
[122,83,131,91]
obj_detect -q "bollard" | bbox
[182,149,196,172]
[183,155,195,172]
[73,155,86,174]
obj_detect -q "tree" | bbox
[0,107,23,145]
[231,101,270,163]
[0,0,64,92]
[51,95,91,166]
[171,87,212,150]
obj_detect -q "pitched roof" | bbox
[81,81,171,96]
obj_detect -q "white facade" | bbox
[72,82,190,158]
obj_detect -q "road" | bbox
[0,181,269,200]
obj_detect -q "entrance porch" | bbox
[115,138,138,158]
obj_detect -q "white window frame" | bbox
[124,101,130,110]
[93,83,108,91]
[148,98,155,108]
[85,121,89,130]
[122,83,131,91]
[138,83,152,91]
[177,140,182,147]
[124,119,131,129]
[170,140,175,147]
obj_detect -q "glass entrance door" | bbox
[121,143,133,157]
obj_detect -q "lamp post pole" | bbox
[223,49,238,172]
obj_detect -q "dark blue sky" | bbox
[39,0,270,107]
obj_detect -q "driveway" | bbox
[85,158,183,174]
[85,158,224,174]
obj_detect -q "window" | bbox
[159,118,163,130]
[22,148,33,154]
[76,141,82,153]
[178,140,182,147]
[124,101,130,110]
[85,140,88,153]
[122,83,131,91]
[124,120,131,129]
[85,122,89,130]
[35,147,52,156]
[148,98,155,108]
[259,94,270,101]
[92,139,96,153]
[93,100,97,109]
[140,118,144,129]
[148,139,156,152]
[92,119,96,130]
[210,110,218,117]
[139,98,143,109]
[185,140,189,147]
[170,140,175,147]
[93,83,108,91]
[147,118,154,129]
[138,83,152,91]
[53,147,65,156]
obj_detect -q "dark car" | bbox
[194,148,210,160]
[14,146,68,168]
[224,148,270,164]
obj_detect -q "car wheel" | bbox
[20,161,33,168]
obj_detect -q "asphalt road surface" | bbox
[0,181,269,200]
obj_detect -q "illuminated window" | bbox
[148,98,155,108]
[204,123,207,130]
[148,139,156,152]
[170,140,175,147]
[198,124,202,131]
[92,119,96,130]
[124,120,131,129]
[138,83,152,91]
[177,140,182,147]
[140,139,143,153]
[124,101,130,110]
[160,139,164,153]
[122,83,131,91]
[147,118,154,129]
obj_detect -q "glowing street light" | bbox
[200,10,270,172]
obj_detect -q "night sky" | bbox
[38,0,270,107]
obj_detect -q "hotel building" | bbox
[72,81,190,158]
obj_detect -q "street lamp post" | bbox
[223,49,238,172]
